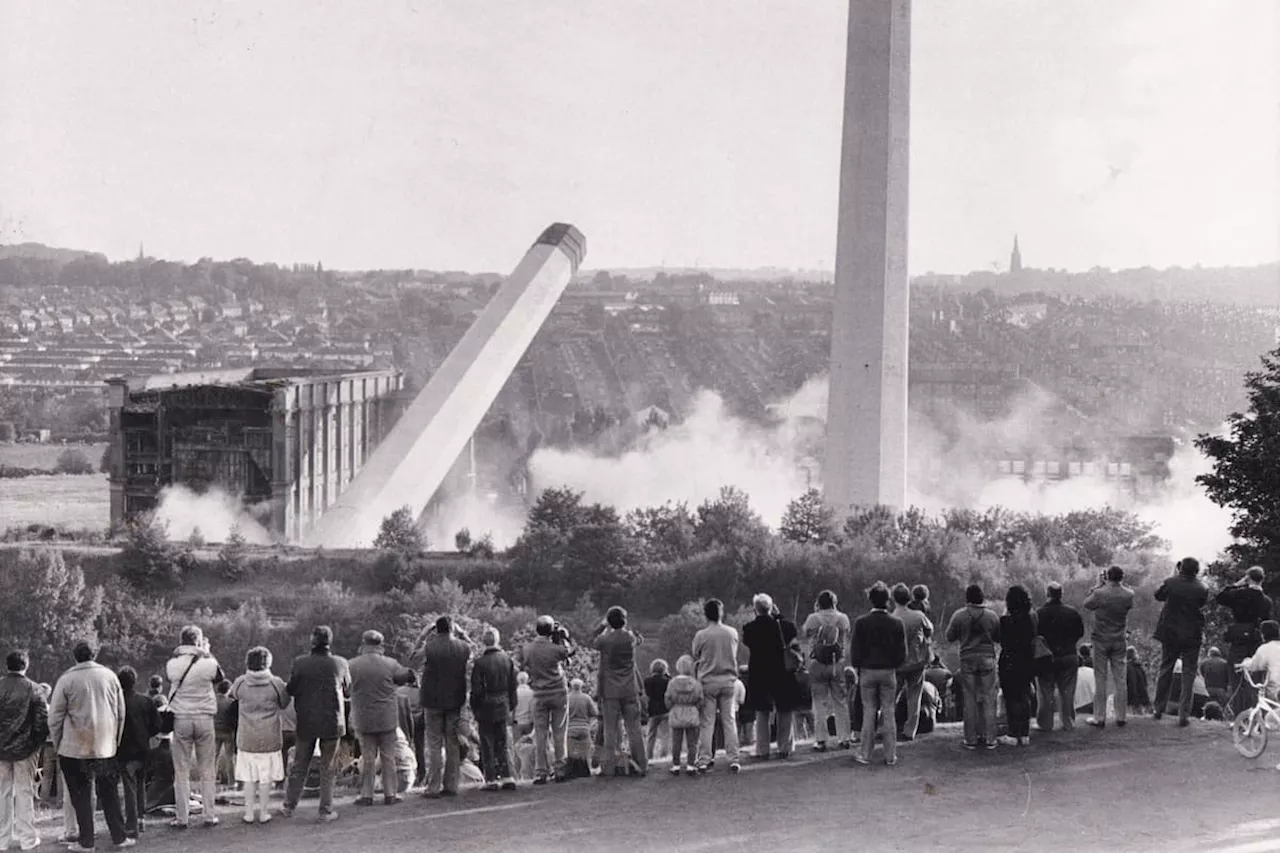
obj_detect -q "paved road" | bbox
[67,720,1280,853]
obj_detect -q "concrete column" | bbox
[106,381,127,528]
[824,0,911,513]
[325,390,339,509]
[300,397,315,532]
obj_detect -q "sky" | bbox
[1,1,1276,275]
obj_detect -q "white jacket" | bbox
[49,662,125,759]
[165,645,225,717]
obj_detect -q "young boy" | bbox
[1242,620,1280,700]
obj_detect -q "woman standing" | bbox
[741,594,803,759]
[998,585,1037,747]
[228,647,289,824]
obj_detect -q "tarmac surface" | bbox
[46,719,1280,853]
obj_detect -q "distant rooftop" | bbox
[107,365,400,394]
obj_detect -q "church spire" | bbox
[1010,234,1022,274]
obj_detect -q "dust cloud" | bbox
[153,485,274,545]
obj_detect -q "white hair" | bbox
[753,593,774,614]
[482,627,500,648]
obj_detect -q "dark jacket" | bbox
[644,673,671,719]
[469,648,518,722]
[1036,600,1085,659]
[287,648,352,739]
[0,672,47,762]
[999,611,1038,679]
[1217,586,1273,650]
[420,633,471,712]
[850,610,908,671]
[1154,575,1209,650]
[118,689,160,763]
[741,614,803,713]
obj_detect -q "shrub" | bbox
[217,527,248,580]
[119,513,184,589]
[54,448,94,475]
[374,506,426,555]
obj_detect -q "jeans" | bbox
[0,756,38,849]
[897,668,926,739]
[60,757,127,849]
[424,709,461,794]
[860,669,898,762]
[284,735,339,813]
[215,731,236,785]
[1228,643,1258,716]
[358,730,399,799]
[1000,669,1033,738]
[1036,654,1079,731]
[412,712,427,784]
[960,656,998,745]
[1153,644,1199,721]
[646,714,668,760]
[532,694,566,779]
[120,758,147,836]
[1092,641,1128,723]
[697,681,740,766]
[811,675,850,744]
[601,697,647,774]
[476,718,512,782]
[171,715,217,825]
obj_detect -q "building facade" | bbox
[106,367,405,543]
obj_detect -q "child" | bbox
[228,647,289,824]
[565,679,597,779]
[664,656,703,777]
[1243,620,1280,700]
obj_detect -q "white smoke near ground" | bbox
[153,485,275,545]
[527,374,1236,563]
[421,489,527,553]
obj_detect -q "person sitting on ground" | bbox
[1126,646,1152,714]
[1199,648,1230,709]
[1241,620,1280,700]
[664,656,703,777]
[1075,645,1096,716]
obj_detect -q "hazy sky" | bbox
[1,1,1276,274]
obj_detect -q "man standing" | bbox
[470,628,518,791]
[1037,581,1085,731]
[49,642,131,851]
[164,626,224,829]
[1084,568,1135,728]
[1152,558,1210,726]
[890,584,933,742]
[802,590,852,751]
[851,582,907,766]
[282,625,351,822]
[1217,566,1273,715]
[521,616,573,785]
[945,584,1002,750]
[420,616,471,798]
[350,630,414,806]
[691,599,741,774]
[0,651,47,852]
[592,607,647,778]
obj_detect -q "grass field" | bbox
[0,473,110,530]
[0,442,107,470]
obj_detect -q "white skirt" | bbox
[235,750,285,783]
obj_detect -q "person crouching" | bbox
[664,656,703,777]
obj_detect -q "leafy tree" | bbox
[119,513,184,588]
[217,526,248,580]
[0,549,101,681]
[454,528,473,553]
[54,448,93,475]
[694,486,770,553]
[1197,346,1280,568]
[780,489,837,545]
[373,506,426,554]
[625,501,698,564]
[527,487,585,533]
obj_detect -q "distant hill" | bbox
[0,243,108,265]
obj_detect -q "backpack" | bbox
[812,622,843,667]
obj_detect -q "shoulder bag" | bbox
[158,654,199,735]
[776,618,803,675]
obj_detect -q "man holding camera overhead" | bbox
[521,616,575,785]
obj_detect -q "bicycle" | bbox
[1230,666,1280,759]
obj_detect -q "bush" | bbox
[374,506,426,554]
[217,527,248,580]
[54,448,94,475]
[119,513,185,589]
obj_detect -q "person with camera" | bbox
[164,625,225,829]
[1216,566,1273,715]
[1084,566,1135,728]
[521,616,574,785]
[1151,558,1210,726]
[592,607,647,778]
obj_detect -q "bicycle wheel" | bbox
[1233,709,1267,758]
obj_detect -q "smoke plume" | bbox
[154,485,275,545]
[527,374,1235,562]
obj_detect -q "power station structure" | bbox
[106,367,407,541]
[303,222,585,548]
[824,0,912,514]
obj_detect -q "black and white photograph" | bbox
[0,1,1277,851]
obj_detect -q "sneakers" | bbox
[258,813,273,824]
[668,766,682,776]
[318,811,339,823]
[728,762,741,774]
[853,755,870,765]
[532,775,548,786]
[1086,718,1106,729]
[885,757,898,766]
[686,767,699,777]
[813,742,828,753]
[115,841,138,850]
[353,797,375,807]
[243,814,256,824]
[962,741,978,750]
[984,740,998,750]
[202,817,220,828]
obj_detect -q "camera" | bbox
[550,621,570,645]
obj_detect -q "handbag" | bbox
[776,618,803,674]
[158,654,199,735]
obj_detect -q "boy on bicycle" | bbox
[1241,620,1280,700]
